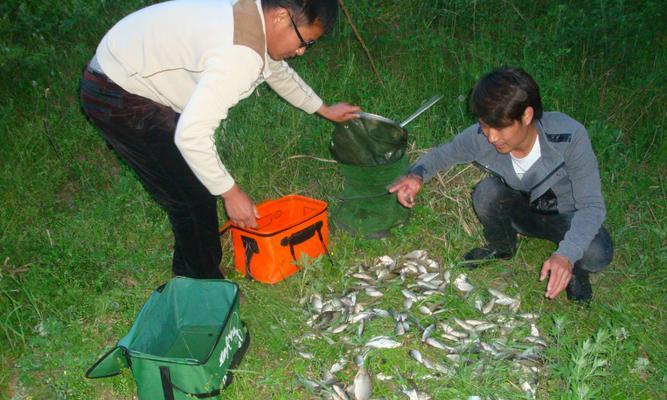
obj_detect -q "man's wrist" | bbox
[408,165,426,181]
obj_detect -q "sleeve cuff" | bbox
[408,165,427,181]
[555,240,583,266]
[301,96,323,114]
[207,176,236,196]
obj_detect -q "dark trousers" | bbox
[472,176,613,272]
[80,67,223,278]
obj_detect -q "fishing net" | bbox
[330,114,410,238]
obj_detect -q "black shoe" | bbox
[460,247,514,269]
[566,268,592,304]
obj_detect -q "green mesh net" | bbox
[330,113,411,238]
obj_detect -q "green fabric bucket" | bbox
[330,113,411,238]
[332,155,410,238]
[86,277,248,399]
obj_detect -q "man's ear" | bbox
[522,106,534,126]
[266,6,288,27]
[273,7,289,23]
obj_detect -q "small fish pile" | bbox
[294,250,546,399]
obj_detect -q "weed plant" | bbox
[0,0,665,399]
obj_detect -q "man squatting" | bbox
[80,0,359,279]
[390,67,613,303]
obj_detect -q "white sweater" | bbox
[95,0,324,195]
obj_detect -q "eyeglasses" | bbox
[288,13,316,49]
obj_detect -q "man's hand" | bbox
[317,102,360,122]
[221,184,259,229]
[388,174,423,208]
[540,254,573,299]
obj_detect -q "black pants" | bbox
[472,176,613,272]
[80,67,223,278]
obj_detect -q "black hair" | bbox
[469,67,543,128]
[261,0,339,33]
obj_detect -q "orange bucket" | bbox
[220,195,330,284]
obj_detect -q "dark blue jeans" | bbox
[80,67,223,278]
[472,176,613,272]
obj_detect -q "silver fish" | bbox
[320,333,336,345]
[349,311,373,323]
[374,255,395,269]
[357,320,365,337]
[353,367,372,400]
[473,323,497,332]
[295,332,318,342]
[464,319,487,326]
[340,292,357,308]
[322,370,338,386]
[354,353,366,367]
[443,270,451,284]
[425,337,450,351]
[365,287,384,298]
[409,349,423,363]
[441,333,462,342]
[328,323,349,334]
[365,336,402,349]
[482,298,496,314]
[310,294,323,312]
[298,351,315,359]
[454,318,475,331]
[411,281,441,291]
[404,249,428,261]
[530,323,540,337]
[488,288,519,307]
[474,298,484,312]
[403,297,414,310]
[376,269,396,282]
[440,322,468,338]
[417,271,440,282]
[422,324,435,342]
[376,372,393,381]
[352,272,376,282]
[402,388,432,400]
[330,359,347,373]
[520,380,536,397]
[332,384,349,400]
[524,335,548,348]
[395,321,406,336]
[424,258,440,271]
[479,341,498,355]
[418,305,433,316]
[454,274,474,293]
[371,308,392,318]
[401,288,419,301]
[401,264,420,276]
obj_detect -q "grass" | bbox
[1,0,665,398]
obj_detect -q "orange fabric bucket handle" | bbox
[279,220,331,262]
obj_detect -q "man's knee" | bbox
[577,227,614,272]
[472,176,517,217]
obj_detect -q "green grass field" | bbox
[1,0,665,398]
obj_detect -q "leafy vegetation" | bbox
[1,0,664,398]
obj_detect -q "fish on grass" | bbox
[353,366,372,400]
[364,336,402,349]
